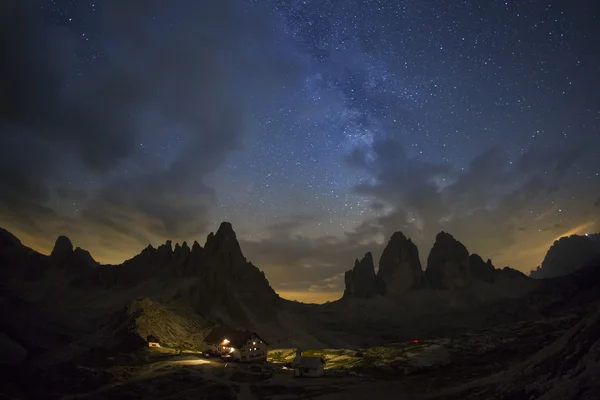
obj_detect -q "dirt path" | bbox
[62,357,220,399]
[188,363,258,400]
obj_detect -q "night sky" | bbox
[1,0,599,303]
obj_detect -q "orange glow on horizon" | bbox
[5,220,598,305]
[278,290,342,304]
[552,221,596,242]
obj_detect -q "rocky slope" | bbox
[430,287,600,400]
[0,222,287,365]
[530,233,600,279]
[2,224,600,399]
[0,222,595,369]
[498,304,600,399]
[91,298,215,352]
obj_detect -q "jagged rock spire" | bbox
[376,231,423,296]
[469,254,496,283]
[51,235,73,258]
[344,252,377,298]
[204,221,244,260]
[425,231,470,289]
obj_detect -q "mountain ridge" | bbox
[343,230,532,299]
[2,223,599,362]
[530,233,600,279]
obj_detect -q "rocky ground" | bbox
[1,308,596,400]
[2,225,599,399]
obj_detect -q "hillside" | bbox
[2,223,600,398]
[530,233,600,279]
[1,223,599,369]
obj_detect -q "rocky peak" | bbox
[51,235,73,258]
[425,232,471,289]
[217,221,235,235]
[185,240,205,274]
[73,247,98,268]
[469,254,496,283]
[174,241,191,260]
[192,240,202,252]
[344,252,377,298]
[376,231,423,296]
[190,240,204,257]
[157,240,173,256]
[498,266,529,280]
[204,221,244,260]
[530,234,600,279]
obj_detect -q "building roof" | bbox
[203,326,267,348]
[295,356,325,369]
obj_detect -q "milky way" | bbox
[1,0,599,303]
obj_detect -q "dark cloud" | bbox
[342,139,587,263]
[265,215,320,238]
[540,223,564,232]
[0,0,305,243]
[240,216,383,293]
[369,202,386,211]
[239,140,588,294]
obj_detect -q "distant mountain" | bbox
[343,230,531,299]
[377,231,424,295]
[0,222,288,366]
[5,222,279,322]
[2,222,600,371]
[530,233,600,279]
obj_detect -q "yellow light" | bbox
[253,341,256,345]
[222,338,230,345]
